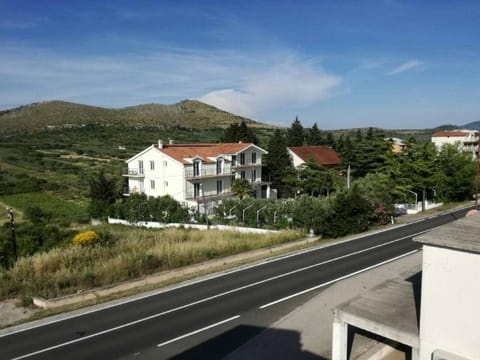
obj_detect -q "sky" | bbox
[1,0,479,129]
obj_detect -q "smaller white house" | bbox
[288,146,341,169]
[123,141,270,210]
[431,130,479,159]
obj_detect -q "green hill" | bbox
[0,99,272,133]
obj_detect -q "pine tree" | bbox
[305,123,323,145]
[287,116,304,146]
[264,129,294,197]
[221,121,257,144]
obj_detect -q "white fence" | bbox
[107,217,277,234]
[394,201,443,215]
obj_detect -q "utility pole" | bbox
[346,164,351,190]
[7,208,17,261]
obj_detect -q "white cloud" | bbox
[199,59,341,120]
[0,46,341,124]
[387,60,423,75]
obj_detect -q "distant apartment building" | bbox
[431,130,479,159]
[123,141,270,209]
[288,146,341,169]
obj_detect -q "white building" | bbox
[123,141,270,209]
[332,212,480,360]
[431,130,479,159]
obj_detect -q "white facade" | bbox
[288,149,305,168]
[124,142,269,209]
[419,245,480,360]
[431,130,479,159]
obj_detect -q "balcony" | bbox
[185,167,233,180]
[122,185,144,196]
[185,191,234,202]
[231,162,263,169]
[123,168,145,177]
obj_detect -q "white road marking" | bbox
[3,204,465,339]
[259,249,420,309]
[9,232,424,358]
[156,315,240,348]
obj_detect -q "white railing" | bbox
[185,166,232,178]
[123,168,144,176]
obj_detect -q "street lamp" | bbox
[406,190,418,212]
[256,205,268,228]
[227,205,237,219]
[242,205,253,225]
[7,207,17,261]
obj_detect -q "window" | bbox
[231,155,236,166]
[138,160,144,175]
[217,180,223,194]
[150,160,155,170]
[150,180,155,189]
[240,171,246,180]
[216,159,223,175]
[252,169,256,182]
[194,183,201,198]
[240,152,246,165]
[252,152,257,164]
[193,160,200,176]
[163,160,168,167]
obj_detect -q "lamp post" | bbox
[242,205,253,225]
[228,205,237,218]
[256,205,267,228]
[7,208,17,261]
[406,190,418,212]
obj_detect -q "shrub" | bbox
[72,231,99,246]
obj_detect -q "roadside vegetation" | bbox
[0,110,476,303]
[0,226,302,299]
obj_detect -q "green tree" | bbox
[231,178,253,199]
[435,144,476,201]
[264,129,294,198]
[297,158,342,196]
[88,170,119,219]
[305,123,323,145]
[325,132,336,148]
[287,116,304,146]
[221,121,258,144]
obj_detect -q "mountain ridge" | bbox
[0,99,273,133]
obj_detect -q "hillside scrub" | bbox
[0,227,303,299]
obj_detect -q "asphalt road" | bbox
[0,207,470,360]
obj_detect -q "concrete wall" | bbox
[419,245,480,360]
[108,217,277,234]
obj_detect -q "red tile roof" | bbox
[155,143,256,164]
[289,146,341,167]
[432,131,479,137]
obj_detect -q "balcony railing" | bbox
[232,162,263,169]
[185,191,234,202]
[185,167,233,179]
[123,168,145,177]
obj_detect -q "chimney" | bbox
[158,140,163,149]
[169,138,174,144]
